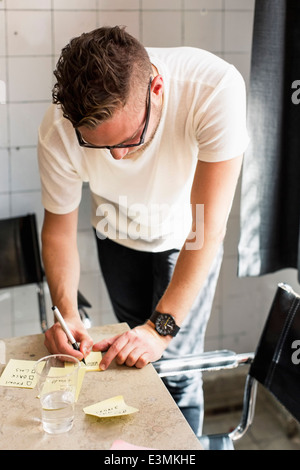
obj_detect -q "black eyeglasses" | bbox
[75,78,152,150]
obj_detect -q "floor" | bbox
[202,384,300,450]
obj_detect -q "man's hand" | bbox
[93,323,171,370]
[44,316,93,362]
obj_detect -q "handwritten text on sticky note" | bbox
[83,351,102,371]
[0,359,39,388]
[64,351,102,372]
[83,395,139,418]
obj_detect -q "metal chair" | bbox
[77,289,92,329]
[0,213,92,333]
[153,283,300,450]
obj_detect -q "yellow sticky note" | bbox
[64,351,102,372]
[83,351,102,371]
[83,395,139,418]
[76,367,86,401]
[0,359,39,389]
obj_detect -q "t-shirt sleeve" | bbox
[37,125,83,215]
[195,66,249,162]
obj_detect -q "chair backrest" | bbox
[0,213,44,288]
[249,283,300,423]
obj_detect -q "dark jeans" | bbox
[94,232,223,436]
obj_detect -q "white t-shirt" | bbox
[38,47,249,252]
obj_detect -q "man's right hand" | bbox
[44,315,93,362]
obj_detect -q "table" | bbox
[0,323,203,450]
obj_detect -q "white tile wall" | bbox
[53,0,97,9]
[7,0,51,9]
[98,0,139,10]
[224,11,254,52]
[142,0,182,9]
[10,147,41,191]
[7,11,52,56]
[184,0,223,9]
[183,11,223,51]
[53,11,97,54]
[98,10,140,39]
[0,0,298,356]
[225,0,255,9]
[0,105,8,147]
[8,57,53,102]
[0,12,5,56]
[9,102,49,146]
[0,149,9,193]
[142,11,182,47]
[11,190,43,220]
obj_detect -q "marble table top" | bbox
[0,323,202,450]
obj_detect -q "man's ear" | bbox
[151,74,164,101]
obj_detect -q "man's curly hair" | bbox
[52,26,152,128]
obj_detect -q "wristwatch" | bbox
[149,311,180,337]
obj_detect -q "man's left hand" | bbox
[92,323,171,370]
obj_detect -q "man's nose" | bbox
[110,147,129,160]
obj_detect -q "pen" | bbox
[52,305,86,365]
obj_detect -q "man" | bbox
[38,26,249,436]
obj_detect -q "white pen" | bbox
[52,305,86,365]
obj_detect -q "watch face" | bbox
[155,314,176,336]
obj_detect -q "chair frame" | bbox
[153,350,256,448]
